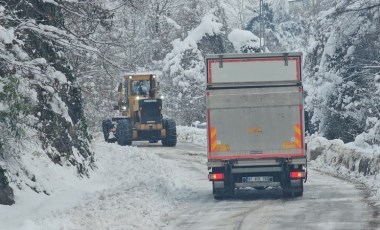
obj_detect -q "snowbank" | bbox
[177,126,207,147]
[0,127,206,230]
[307,135,380,205]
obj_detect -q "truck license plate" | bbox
[242,176,273,183]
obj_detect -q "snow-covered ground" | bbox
[0,126,207,230]
[0,126,379,229]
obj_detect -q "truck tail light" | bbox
[208,173,224,181]
[290,171,305,179]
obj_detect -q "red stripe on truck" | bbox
[217,57,299,63]
[207,57,301,84]
[299,105,305,155]
[296,57,301,81]
[207,60,213,83]
[209,153,305,160]
[207,95,212,158]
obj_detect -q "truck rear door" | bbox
[206,53,305,160]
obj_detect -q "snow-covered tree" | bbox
[0,0,110,204]
[304,0,380,143]
[161,9,227,125]
[228,29,260,53]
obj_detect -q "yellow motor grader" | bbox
[102,74,177,146]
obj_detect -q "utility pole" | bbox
[259,0,263,51]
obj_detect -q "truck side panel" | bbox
[207,86,305,160]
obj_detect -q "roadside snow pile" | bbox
[177,126,207,146]
[0,140,195,230]
[0,124,88,206]
[307,135,380,205]
[60,143,194,230]
[0,127,92,229]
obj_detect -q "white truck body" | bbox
[206,53,307,199]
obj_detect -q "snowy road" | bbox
[2,136,379,230]
[140,142,380,230]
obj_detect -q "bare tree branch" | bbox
[335,2,380,14]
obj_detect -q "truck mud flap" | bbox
[224,161,235,198]
[281,161,304,197]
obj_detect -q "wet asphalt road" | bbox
[135,142,379,230]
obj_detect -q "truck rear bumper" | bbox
[209,157,306,196]
[207,157,306,168]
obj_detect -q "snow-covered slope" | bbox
[0,126,206,230]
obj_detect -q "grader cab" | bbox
[102,74,177,146]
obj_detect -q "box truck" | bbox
[206,53,307,199]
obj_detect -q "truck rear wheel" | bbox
[102,119,113,142]
[116,119,132,146]
[149,140,159,143]
[284,190,303,198]
[213,183,224,200]
[295,180,304,197]
[212,186,233,199]
[295,191,303,197]
[283,179,304,197]
[162,118,177,147]
[213,194,224,200]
